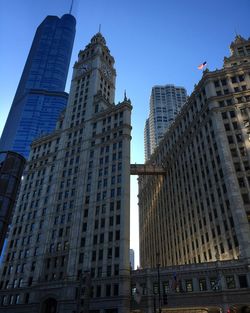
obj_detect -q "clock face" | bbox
[77,62,91,75]
[101,63,112,79]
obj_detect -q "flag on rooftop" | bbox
[198,61,207,70]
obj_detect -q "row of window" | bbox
[141,112,241,265]
[214,74,245,88]
[132,273,248,296]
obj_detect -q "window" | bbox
[14,294,20,304]
[2,295,7,306]
[230,110,236,118]
[109,232,113,241]
[227,136,234,144]
[242,193,250,204]
[79,253,84,264]
[185,280,193,292]
[64,241,69,250]
[214,80,220,87]
[239,275,248,288]
[221,79,227,86]
[113,284,119,296]
[226,276,236,289]
[114,264,119,275]
[222,112,227,119]
[115,231,120,240]
[115,247,119,257]
[197,278,206,291]
[106,284,111,297]
[96,285,101,297]
[57,243,61,251]
[231,76,237,83]
[210,277,219,290]
[116,215,120,225]
[99,249,103,260]
[107,265,112,277]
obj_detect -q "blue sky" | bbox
[0,0,249,267]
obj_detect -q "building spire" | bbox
[124,90,127,101]
[99,24,101,33]
[69,0,74,14]
[234,27,238,37]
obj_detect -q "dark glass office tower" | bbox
[0,151,26,256]
[0,14,76,158]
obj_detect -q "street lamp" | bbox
[157,253,162,313]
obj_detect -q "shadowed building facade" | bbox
[139,35,250,268]
[131,259,250,313]
[0,32,132,313]
[0,152,25,256]
[0,14,76,158]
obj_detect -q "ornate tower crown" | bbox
[223,35,250,68]
[90,32,106,45]
[229,35,249,56]
[73,32,116,107]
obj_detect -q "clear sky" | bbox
[0,0,249,267]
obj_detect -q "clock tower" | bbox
[0,32,132,313]
[70,32,116,116]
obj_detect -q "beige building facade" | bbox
[139,35,250,268]
[0,33,132,313]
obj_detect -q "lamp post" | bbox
[157,253,162,313]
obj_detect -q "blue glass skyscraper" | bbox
[0,14,76,158]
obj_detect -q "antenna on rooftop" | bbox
[99,24,101,33]
[234,24,240,37]
[69,0,74,14]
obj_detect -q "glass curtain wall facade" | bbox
[0,14,76,158]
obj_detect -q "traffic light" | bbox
[162,294,168,305]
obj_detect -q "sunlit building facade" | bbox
[0,33,132,313]
[139,35,250,268]
[144,85,187,160]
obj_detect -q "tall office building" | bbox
[0,152,25,256]
[144,85,187,160]
[129,249,135,270]
[139,35,250,268]
[0,14,76,158]
[0,32,132,313]
[144,118,151,162]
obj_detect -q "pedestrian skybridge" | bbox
[130,164,166,175]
